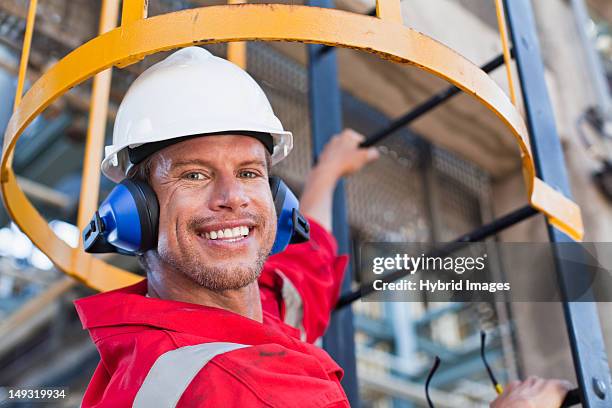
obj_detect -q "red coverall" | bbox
[74,219,350,407]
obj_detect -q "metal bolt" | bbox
[592,378,607,400]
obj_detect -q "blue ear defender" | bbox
[268,176,310,254]
[83,176,309,256]
[83,179,159,255]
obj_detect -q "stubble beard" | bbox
[158,226,274,292]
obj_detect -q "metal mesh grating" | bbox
[247,43,313,185]
[433,147,490,239]
[344,146,430,243]
[342,97,431,243]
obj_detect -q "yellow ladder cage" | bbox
[2,0,583,292]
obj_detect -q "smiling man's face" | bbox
[144,135,277,291]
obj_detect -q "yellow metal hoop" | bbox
[1,4,583,291]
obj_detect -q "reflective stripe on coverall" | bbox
[74,218,350,407]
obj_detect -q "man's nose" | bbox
[208,174,249,211]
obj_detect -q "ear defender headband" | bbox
[83,176,310,256]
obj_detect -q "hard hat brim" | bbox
[101,129,293,183]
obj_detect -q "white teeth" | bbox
[203,226,251,240]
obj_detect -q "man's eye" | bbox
[184,172,206,180]
[239,170,258,179]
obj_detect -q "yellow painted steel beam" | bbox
[10,0,38,172]
[494,0,517,105]
[14,0,37,111]
[117,0,149,68]
[227,41,246,69]
[0,170,140,289]
[76,0,120,253]
[227,0,247,69]
[0,4,583,292]
[376,0,403,24]
[122,0,148,25]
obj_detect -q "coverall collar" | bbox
[74,279,303,347]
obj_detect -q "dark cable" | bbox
[425,356,441,408]
[480,330,503,394]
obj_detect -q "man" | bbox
[75,47,571,407]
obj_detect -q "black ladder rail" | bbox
[361,49,514,148]
[307,0,360,405]
[503,0,611,406]
[335,205,538,309]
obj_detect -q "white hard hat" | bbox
[101,47,293,183]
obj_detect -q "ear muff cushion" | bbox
[268,176,286,217]
[120,179,159,253]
